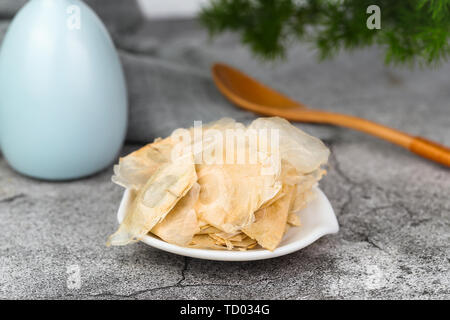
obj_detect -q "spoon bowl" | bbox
[213,63,304,110]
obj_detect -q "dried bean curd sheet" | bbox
[107,117,329,251]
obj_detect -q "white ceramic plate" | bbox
[117,187,338,261]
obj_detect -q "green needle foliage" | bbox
[199,0,450,66]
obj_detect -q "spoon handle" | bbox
[251,107,450,167]
[409,137,450,167]
[315,111,450,167]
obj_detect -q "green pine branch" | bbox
[199,0,450,66]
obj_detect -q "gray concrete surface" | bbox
[1,134,449,299]
[0,8,449,299]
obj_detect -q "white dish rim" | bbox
[117,186,339,261]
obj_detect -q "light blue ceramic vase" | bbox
[0,0,127,180]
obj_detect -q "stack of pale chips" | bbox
[107,117,329,251]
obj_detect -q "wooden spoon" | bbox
[212,63,450,167]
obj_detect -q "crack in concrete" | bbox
[329,144,361,187]
[85,257,189,298]
[85,256,234,299]
[339,185,355,216]
[178,257,189,286]
[358,202,421,255]
[87,282,244,299]
[365,236,385,251]
[83,258,282,299]
[0,193,25,203]
[328,144,363,217]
